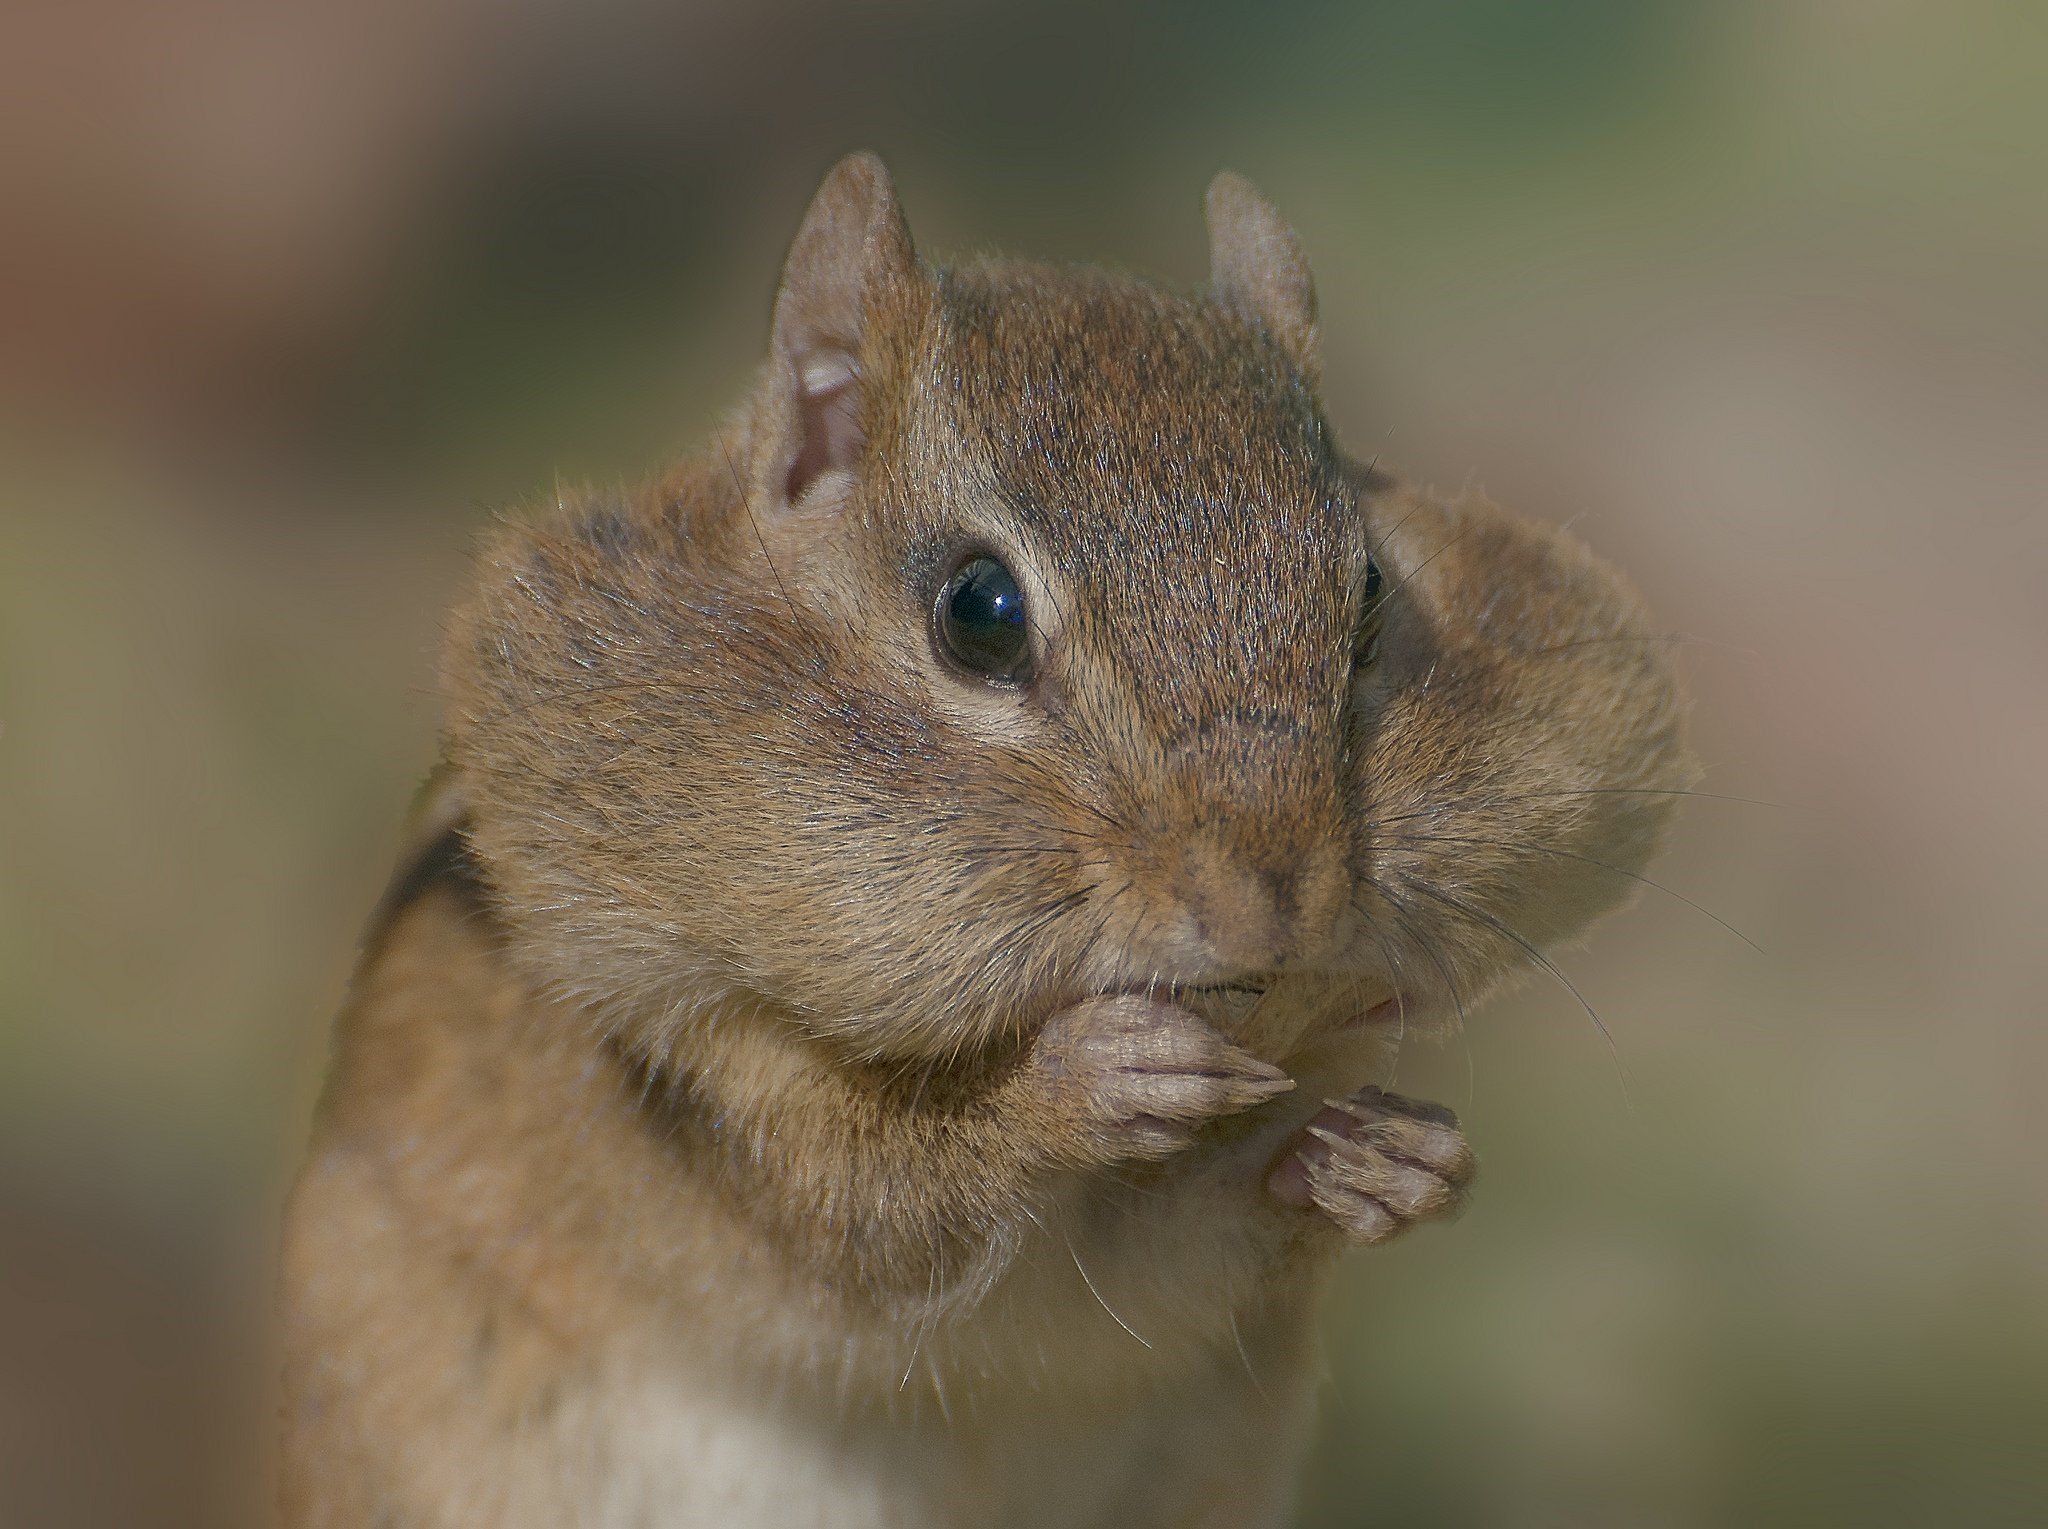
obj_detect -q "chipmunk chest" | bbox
[565,1365,881,1529]
[580,1361,1011,1529]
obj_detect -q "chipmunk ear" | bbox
[759,151,921,509]
[1204,171,1320,386]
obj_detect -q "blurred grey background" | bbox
[2,2,2044,1524]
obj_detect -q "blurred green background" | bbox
[3,2,2044,1524]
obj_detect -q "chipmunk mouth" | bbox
[1086,979,1407,1033]
[1178,980,1410,1025]
[1080,979,1275,1029]
[1171,980,1271,1000]
[1083,978,1271,1005]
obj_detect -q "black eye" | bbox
[1355,555,1387,666]
[935,554,1032,682]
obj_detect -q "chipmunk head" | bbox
[447,152,1692,1066]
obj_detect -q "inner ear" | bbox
[761,152,921,509]
[786,351,863,502]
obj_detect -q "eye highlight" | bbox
[934,554,1033,683]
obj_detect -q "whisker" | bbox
[716,428,830,673]
[1379,829,1763,955]
[1385,891,1478,1111]
[1398,876,1634,1113]
[1369,881,1476,1060]
[1352,914,1414,1089]
[1361,485,1426,569]
[1227,1308,1269,1402]
[1062,1218,1152,1351]
[1375,523,1479,617]
[1537,631,1762,662]
[924,1345,953,1430]
[1369,784,1778,833]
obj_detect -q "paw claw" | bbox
[1034,996,1293,1165]
[1268,1085,1474,1245]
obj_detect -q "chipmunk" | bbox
[279,153,1693,1528]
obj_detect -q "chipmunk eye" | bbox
[1355,555,1387,667]
[935,554,1032,683]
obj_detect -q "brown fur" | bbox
[279,153,1693,1527]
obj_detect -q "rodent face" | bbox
[761,268,1689,1061]
[446,167,1692,1069]
[874,266,1371,992]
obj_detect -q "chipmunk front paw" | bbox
[1034,995,1293,1164]
[1267,1086,1474,1245]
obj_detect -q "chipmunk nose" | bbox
[1175,829,1350,973]
[1138,705,1353,974]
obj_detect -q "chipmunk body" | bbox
[280,155,1692,1527]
